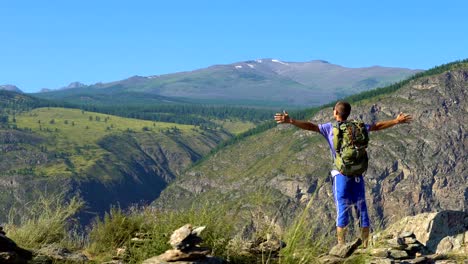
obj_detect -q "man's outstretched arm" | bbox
[274,111,320,132]
[369,113,413,131]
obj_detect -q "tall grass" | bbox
[4,192,84,250]
[86,203,239,263]
[2,191,335,263]
[279,195,333,264]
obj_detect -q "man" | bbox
[274,101,412,247]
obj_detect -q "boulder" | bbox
[35,244,88,263]
[328,238,362,258]
[143,224,224,264]
[0,229,33,263]
[379,210,468,254]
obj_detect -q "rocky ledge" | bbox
[319,210,467,263]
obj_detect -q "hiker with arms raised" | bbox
[274,101,412,248]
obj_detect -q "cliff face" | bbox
[155,67,467,230]
[356,69,467,224]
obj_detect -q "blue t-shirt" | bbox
[318,122,372,159]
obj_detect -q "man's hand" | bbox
[274,111,320,132]
[274,111,291,124]
[395,112,413,124]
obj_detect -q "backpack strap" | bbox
[332,121,344,154]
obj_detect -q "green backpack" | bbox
[332,120,369,176]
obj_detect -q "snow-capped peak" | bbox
[271,59,288,65]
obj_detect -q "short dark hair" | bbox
[334,101,351,120]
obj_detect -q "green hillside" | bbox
[0,103,231,224]
[13,108,196,177]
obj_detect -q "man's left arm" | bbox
[369,113,413,131]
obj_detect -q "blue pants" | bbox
[333,174,370,228]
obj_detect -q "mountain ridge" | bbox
[0,85,23,93]
[33,59,421,108]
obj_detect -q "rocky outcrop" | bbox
[33,244,88,263]
[142,224,224,264]
[319,210,467,263]
[0,226,88,264]
[0,227,32,264]
[376,210,468,255]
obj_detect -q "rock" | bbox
[400,231,415,238]
[0,233,33,263]
[404,237,417,244]
[436,236,459,254]
[102,261,126,264]
[115,247,126,258]
[36,244,88,262]
[0,234,18,252]
[144,224,224,264]
[388,249,409,259]
[369,248,390,258]
[170,224,205,250]
[385,237,406,250]
[381,211,468,254]
[156,248,210,262]
[405,242,423,252]
[142,255,224,264]
[318,254,344,264]
[329,238,362,258]
[170,224,193,248]
[250,238,286,255]
[366,258,394,264]
[404,256,429,264]
[0,252,17,263]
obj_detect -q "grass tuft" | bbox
[5,192,84,250]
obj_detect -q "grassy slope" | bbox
[13,107,196,178]
[1,105,233,224]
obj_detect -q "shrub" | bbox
[5,192,84,250]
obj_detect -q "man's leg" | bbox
[333,174,351,245]
[353,175,370,248]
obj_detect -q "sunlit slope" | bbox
[1,107,229,222]
[14,108,196,178]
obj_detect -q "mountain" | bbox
[0,93,231,224]
[154,60,467,231]
[0,85,22,93]
[61,81,87,90]
[40,88,53,93]
[33,59,421,108]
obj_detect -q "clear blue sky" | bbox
[1,0,467,93]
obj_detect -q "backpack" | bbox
[332,120,369,176]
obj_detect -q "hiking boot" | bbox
[337,227,347,245]
[361,227,370,248]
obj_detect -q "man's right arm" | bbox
[274,111,320,132]
[369,112,412,131]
